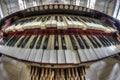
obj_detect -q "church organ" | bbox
[0,4,120,80]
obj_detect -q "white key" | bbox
[40,16,48,29]
[42,50,50,63]
[71,50,80,63]
[78,49,88,62]
[65,50,75,64]
[28,49,37,61]
[83,49,94,60]
[83,35,99,59]
[64,16,73,28]
[18,48,31,60]
[14,36,24,47]
[57,16,67,29]
[49,50,57,63]
[94,47,105,58]
[12,48,22,58]
[45,16,52,28]
[25,35,35,48]
[51,16,57,27]
[34,49,43,62]
[58,50,66,64]
[15,24,24,31]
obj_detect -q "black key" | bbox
[87,36,98,48]
[96,36,107,47]
[54,35,59,50]
[69,35,78,50]
[55,16,58,21]
[61,35,66,49]
[47,16,51,21]
[59,16,63,22]
[36,35,43,49]
[107,36,117,45]
[36,17,42,21]
[7,36,17,46]
[100,36,111,46]
[75,35,84,49]
[5,36,14,46]
[80,35,90,49]
[17,36,26,47]
[21,36,31,48]
[91,36,101,47]
[2,36,11,45]
[30,36,38,49]
[43,35,49,49]
[41,16,47,22]
[11,36,21,46]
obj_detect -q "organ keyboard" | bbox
[5,15,117,33]
[0,4,120,80]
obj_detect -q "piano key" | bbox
[18,48,31,60]
[103,36,119,53]
[7,36,18,46]
[70,16,80,28]
[82,35,101,59]
[80,35,90,49]
[54,35,59,49]
[67,35,80,63]
[35,35,43,49]
[98,36,114,55]
[75,17,87,30]
[51,16,57,27]
[21,36,31,48]
[64,16,73,28]
[10,36,21,46]
[40,16,48,29]
[29,35,38,49]
[40,35,47,49]
[58,35,62,49]
[5,36,15,46]
[78,49,88,62]
[47,35,52,50]
[28,49,37,61]
[87,36,98,48]
[87,35,105,58]
[65,50,75,63]
[0,46,12,56]
[58,16,67,29]
[43,35,49,49]
[75,35,85,49]
[61,35,67,49]
[24,35,35,48]
[69,35,78,50]
[93,36,110,56]
[49,50,57,63]
[16,36,26,47]
[15,24,24,31]
[45,16,52,28]
[42,50,50,63]
[34,49,43,62]
[64,35,71,49]
[57,16,63,29]
[2,36,11,45]
[57,50,66,64]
